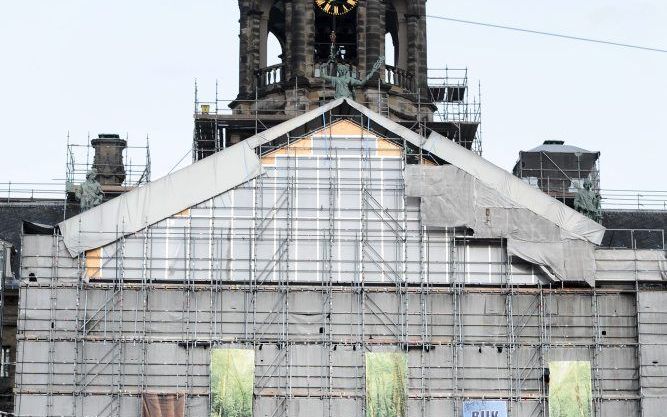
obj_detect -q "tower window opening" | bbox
[385,33,396,67]
[267,32,283,67]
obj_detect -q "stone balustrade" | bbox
[255,64,284,90]
[384,65,415,92]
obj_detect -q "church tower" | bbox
[194,0,481,159]
[234,0,429,119]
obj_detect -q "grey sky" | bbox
[1,1,665,192]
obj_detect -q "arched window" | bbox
[267,32,283,67]
[259,0,286,69]
[385,33,396,67]
[386,0,408,69]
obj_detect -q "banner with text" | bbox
[462,400,508,417]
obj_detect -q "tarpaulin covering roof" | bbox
[59,99,604,270]
[59,142,263,256]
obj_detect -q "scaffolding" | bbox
[65,134,151,192]
[13,111,667,417]
[192,67,483,163]
[428,68,483,155]
[513,141,601,207]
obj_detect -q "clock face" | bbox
[315,0,358,16]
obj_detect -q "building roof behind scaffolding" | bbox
[527,140,597,154]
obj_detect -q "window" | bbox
[385,33,396,67]
[1,346,10,378]
[267,32,283,67]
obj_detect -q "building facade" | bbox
[7,2,667,417]
[14,101,667,417]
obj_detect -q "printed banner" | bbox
[462,401,508,417]
[549,361,592,417]
[211,348,255,417]
[366,352,407,417]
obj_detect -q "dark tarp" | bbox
[142,393,185,417]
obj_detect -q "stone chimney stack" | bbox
[91,134,127,186]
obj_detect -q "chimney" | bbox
[91,134,127,186]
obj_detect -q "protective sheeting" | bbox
[21,235,79,282]
[142,393,185,417]
[595,249,667,281]
[509,239,596,286]
[58,142,264,257]
[344,99,605,245]
[16,285,650,416]
[405,165,597,285]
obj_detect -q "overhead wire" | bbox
[426,14,667,54]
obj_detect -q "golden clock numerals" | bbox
[316,0,358,16]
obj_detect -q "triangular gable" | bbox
[314,119,402,157]
[244,97,603,244]
[261,118,402,165]
[59,97,604,258]
[311,118,377,137]
[343,100,606,245]
[261,136,313,165]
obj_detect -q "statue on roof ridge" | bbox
[75,169,104,212]
[574,179,602,223]
[318,57,384,99]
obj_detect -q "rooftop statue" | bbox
[574,179,602,223]
[75,169,104,212]
[318,57,384,99]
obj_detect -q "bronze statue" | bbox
[75,169,104,211]
[574,179,602,223]
[318,57,384,99]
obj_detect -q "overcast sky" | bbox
[1,1,665,192]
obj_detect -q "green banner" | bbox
[365,352,407,417]
[549,361,592,417]
[211,348,255,417]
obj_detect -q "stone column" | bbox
[238,1,263,99]
[406,1,428,100]
[356,2,368,75]
[289,0,315,82]
[283,0,294,80]
[364,0,385,82]
[259,13,270,68]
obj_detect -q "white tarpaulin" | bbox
[596,249,667,281]
[59,142,263,257]
[405,165,598,285]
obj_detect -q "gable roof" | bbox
[59,98,604,257]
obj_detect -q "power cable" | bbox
[426,14,667,54]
